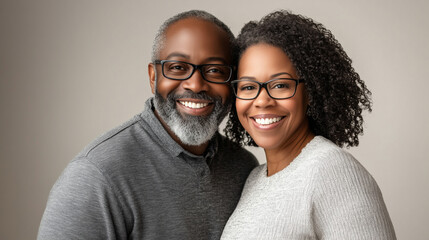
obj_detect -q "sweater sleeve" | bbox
[37,159,129,240]
[312,150,396,240]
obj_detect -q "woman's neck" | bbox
[264,127,314,177]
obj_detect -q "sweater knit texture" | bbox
[221,136,396,240]
[38,98,259,240]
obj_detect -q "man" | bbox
[38,10,258,240]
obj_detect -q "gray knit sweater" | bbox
[38,99,258,240]
[221,136,396,240]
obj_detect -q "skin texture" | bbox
[148,18,232,155]
[236,44,314,176]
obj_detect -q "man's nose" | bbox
[181,69,209,93]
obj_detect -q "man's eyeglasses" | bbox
[154,60,233,83]
[231,78,305,100]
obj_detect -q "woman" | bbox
[222,11,396,239]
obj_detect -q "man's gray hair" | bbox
[151,10,236,63]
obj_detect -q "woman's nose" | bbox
[253,87,275,107]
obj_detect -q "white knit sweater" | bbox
[221,136,396,240]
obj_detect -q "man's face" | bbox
[148,18,233,146]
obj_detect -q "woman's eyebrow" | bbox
[238,72,293,80]
[238,76,257,80]
[271,72,293,78]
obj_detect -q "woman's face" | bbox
[236,43,310,151]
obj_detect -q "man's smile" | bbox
[176,99,214,116]
[178,100,210,109]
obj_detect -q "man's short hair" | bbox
[151,10,237,63]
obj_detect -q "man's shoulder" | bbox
[72,112,158,172]
[79,114,143,156]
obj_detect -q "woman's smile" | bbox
[250,114,286,129]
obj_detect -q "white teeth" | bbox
[255,117,282,125]
[179,101,209,109]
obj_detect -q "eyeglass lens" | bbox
[162,61,231,82]
[234,79,297,99]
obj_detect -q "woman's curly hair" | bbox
[224,10,372,148]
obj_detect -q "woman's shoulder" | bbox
[308,136,379,192]
[304,136,360,167]
[302,136,375,182]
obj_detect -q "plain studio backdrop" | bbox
[1,0,428,239]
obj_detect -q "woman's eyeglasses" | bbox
[231,78,305,100]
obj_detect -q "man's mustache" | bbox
[167,90,219,102]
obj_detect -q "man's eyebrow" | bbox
[165,53,190,59]
[164,55,228,64]
[205,57,228,64]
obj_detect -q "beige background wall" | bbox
[1,0,428,239]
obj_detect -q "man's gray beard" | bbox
[154,89,231,146]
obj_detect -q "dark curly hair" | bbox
[224,10,372,148]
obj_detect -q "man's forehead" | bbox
[159,17,232,62]
[164,18,227,41]
[167,17,220,32]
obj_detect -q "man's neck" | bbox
[153,109,209,156]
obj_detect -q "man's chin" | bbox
[153,91,228,145]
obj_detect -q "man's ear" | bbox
[148,63,156,94]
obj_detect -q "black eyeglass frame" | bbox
[154,60,234,84]
[231,78,305,100]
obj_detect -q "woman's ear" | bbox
[148,63,156,94]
